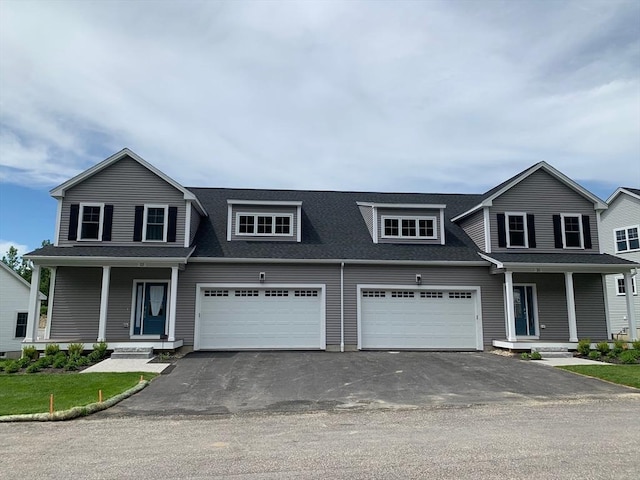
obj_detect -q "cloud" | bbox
[0,0,638,195]
[0,240,30,260]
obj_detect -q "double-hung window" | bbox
[237,214,292,236]
[78,203,104,240]
[614,226,639,253]
[143,205,168,242]
[15,312,28,338]
[382,216,436,239]
[561,214,583,248]
[505,213,528,248]
[616,276,637,296]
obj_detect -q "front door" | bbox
[133,282,168,336]
[513,285,536,336]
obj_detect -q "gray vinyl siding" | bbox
[58,156,186,246]
[376,208,442,245]
[175,263,341,346]
[599,193,640,333]
[106,268,171,340]
[189,204,201,246]
[358,205,374,239]
[490,169,599,253]
[343,265,505,347]
[50,267,102,339]
[230,205,298,242]
[458,209,485,251]
[573,273,608,340]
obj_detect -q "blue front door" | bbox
[133,282,167,336]
[513,285,536,336]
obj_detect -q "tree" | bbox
[2,240,52,296]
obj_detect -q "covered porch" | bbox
[480,253,638,350]
[22,246,193,351]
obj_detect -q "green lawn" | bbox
[558,365,640,389]
[0,372,157,415]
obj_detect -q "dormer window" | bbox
[382,216,436,239]
[78,203,104,240]
[237,213,293,236]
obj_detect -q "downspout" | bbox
[340,261,345,352]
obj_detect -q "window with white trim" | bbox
[505,212,528,248]
[561,214,583,249]
[614,226,639,253]
[236,213,292,236]
[143,205,168,242]
[616,276,637,296]
[382,216,436,239]
[15,312,28,338]
[78,203,104,240]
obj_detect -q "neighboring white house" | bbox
[600,187,640,338]
[0,261,46,357]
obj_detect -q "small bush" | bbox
[619,350,640,364]
[3,360,19,373]
[596,341,610,355]
[36,355,53,368]
[52,355,67,369]
[91,342,108,360]
[64,361,78,371]
[577,339,591,356]
[588,351,602,360]
[530,351,542,360]
[17,356,32,368]
[87,351,103,364]
[520,352,531,360]
[22,346,39,361]
[632,340,640,351]
[76,356,90,367]
[44,344,60,356]
[67,343,85,356]
[25,363,40,374]
[612,339,627,357]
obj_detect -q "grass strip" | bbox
[0,372,157,415]
[558,365,640,389]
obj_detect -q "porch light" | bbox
[416,274,422,285]
[259,272,266,283]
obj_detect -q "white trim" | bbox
[129,279,171,338]
[560,213,584,249]
[602,273,612,339]
[24,265,41,343]
[614,275,637,295]
[356,284,483,351]
[356,202,447,209]
[227,199,302,206]
[142,204,169,243]
[194,283,326,351]
[25,257,191,267]
[606,187,640,204]
[77,203,105,241]
[372,206,378,244]
[439,209,445,245]
[483,207,491,253]
[296,205,302,242]
[235,212,295,237]
[565,272,578,342]
[168,267,178,342]
[624,271,638,341]
[187,257,490,266]
[493,340,579,350]
[509,283,540,339]
[50,148,207,215]
[45,267,56,340]
[28,340,184,351]
[184,201,192,248]
[451,204,483,223]
[340,262,345,352]
[98,266,111,342]
[380,215,438,240]
[504,272,516,342]
[54,198,62,246]
[0,261,46,297]
[226,204,233,242]
[613,225,640,254]
[596,210,603,254]
[504,212,529,249]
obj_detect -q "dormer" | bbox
[226,200,302,242]
[357,202,446,245]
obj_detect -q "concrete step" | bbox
[535,351,574,359]
[111,347,154,360]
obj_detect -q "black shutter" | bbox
[497,213,506,248]
[68,204,80,240]
[133,206,144,241]
[102,205,113,241]
[582,215,592,249]
[553,215,563,248]
[527,214,536,248]
[167,207,178,242]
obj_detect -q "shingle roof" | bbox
[623,187,640,196]
[187,187,485,262]
[485,253,638,266]
[26,245,193,259]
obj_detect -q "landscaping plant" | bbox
[577,339,591,356]
[44,344,60,356]
[596,341,610,355]
[22,345,38,361]
[588,351,601,360]
[530,351,542,360]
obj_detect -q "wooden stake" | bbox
[140,375,144,382]
[49,394,54,415]
[98,389,103,403]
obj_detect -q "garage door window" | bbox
[449,291,472,299]
[391,291,414,298]
[295,290,318,297]
[421,291,443,298]
[235,290,259,297]
[265,290,289,297]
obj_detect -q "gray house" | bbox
[23,149,639,352]
[600,187,640,338]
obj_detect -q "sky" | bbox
[1,0,639,257]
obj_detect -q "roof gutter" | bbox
[186,257,489,266]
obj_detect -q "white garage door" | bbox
[198,287,324,350]
[360,289,479,350]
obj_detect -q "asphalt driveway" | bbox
[101,351,636,416]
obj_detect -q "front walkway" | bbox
[81,358,171,374]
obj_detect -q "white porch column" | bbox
[97,266,111,342]
[168,266,178,342]
[24,264,41,343]
[45,267,57,340]
[505,271,517,342]
[565,272,578,342]
[624,272,638,341]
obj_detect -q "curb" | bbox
[0,380,149,422]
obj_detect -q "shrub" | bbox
[520,352,531,360]
[530,351,542,360]
[577,339,591,356]
[52,355,67,369]
[36,355,53,368]
[44,344,60,356]
[76,356,90,367]
[632,340,640,351]
[588,351,602,360]
[17,356,32,368]
[25,363,40,374]
[88,350,104,364]
[67,343,85,356]
[612,339,627,357]
[619,350,640,364]
[22,345,39,361]
[91,342,108,360]
[64,360,78,371]
[596,341,610,355]
[3,360,19,373]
